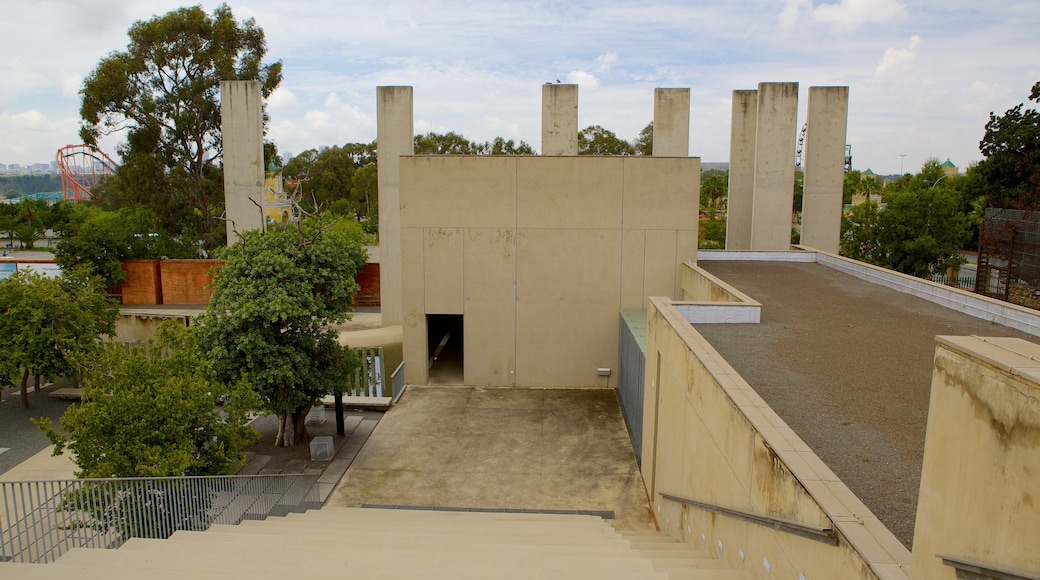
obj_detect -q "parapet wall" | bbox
[641,296,910,579]
[909,336,1040,579]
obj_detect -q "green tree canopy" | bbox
[54,206,195,288]
[700,170,728,215]
[35,322,258,478]
[195,217,367,446]
[80,3,282,249]
[976,81,1040,210]
[633,122,653,156]
[0,270,118,408]
[578,125,634,155]
[841,159,972,278]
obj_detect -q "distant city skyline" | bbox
[2,1,1038,175]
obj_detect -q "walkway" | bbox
[326,386,655,531]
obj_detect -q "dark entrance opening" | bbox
[426,314,464,384]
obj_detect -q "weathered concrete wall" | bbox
[400,156,699,387]
[220,81,265,245]
[726,90,757,250]
[800,86,849,254]
[652,88,690,157]
[909,336,1040,580]
[680,261,751,303]
[113,314,189,345]
[541,84,578,155]
[158,260,221,305]
[641,296,909,580]
[750,82,799,251]
[119,260,162,305]
[377,86,414,326]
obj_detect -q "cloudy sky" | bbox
[1,0,1037,174]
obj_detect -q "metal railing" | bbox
[1,473,319,564]
[939,554,1040,580]
[658,492,837,545]
[347,346,385,397]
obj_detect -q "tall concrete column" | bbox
[800,86,849,254]
[750,82,799,251]
[220,80,265,245]
[725,90,757,250]
[377,86,414,326]
[652,88,690,156]
[541,84,578,155]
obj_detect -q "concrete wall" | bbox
[377,86,414,326]
[653,88,690,157]
[800,87,849,254]
[113,314,189,345]
[541,84,578,155]
[680,261,753,303]
[909,336,1040,580]
[119,260,162,305]
[159,260,221,305]
[220,81,266,245]
[750,82,799,251]
[400,155,699,387]
[726,90,757,250]
[641,296,910,580]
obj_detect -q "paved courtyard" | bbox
[325,386,655,531]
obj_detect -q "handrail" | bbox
[1,473,320,564]
[658,492,837,545]
[939,554,1040,580]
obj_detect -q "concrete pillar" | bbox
[220,80,265,245]
[541,84,578,155]
[800,86,849,254]
[750,82,799,251]
[377,86,414,326]
[725,90,757,250]
[652,88,690,156]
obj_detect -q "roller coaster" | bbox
[55,144,118,202]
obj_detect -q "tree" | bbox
[195,217,367,446]
[79,4,282,249]
[414,131,480,154]
[700,170,728,215]
[54,206,195,288]
[976,81,1040,210]
[477,137,535,155]
[840,159,972,278]
[35,322,258,478]
[633,122,653,156]
[578,125,634,155]
[0,270,118,408]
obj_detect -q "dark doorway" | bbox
[426,314,464,384]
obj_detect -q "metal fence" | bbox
[0,473,319,564]
[977,208,1040,309]
[929,273,977,291]
[346,346,385,397]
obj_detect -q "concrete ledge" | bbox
[674,303,760,324]
[319,395,392,411]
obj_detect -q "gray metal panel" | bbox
[616,311,646,464]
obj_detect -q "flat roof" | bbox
[692,260,1036,549]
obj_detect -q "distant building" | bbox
[941,158,958,176]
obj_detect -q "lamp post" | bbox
[899,154,906,175]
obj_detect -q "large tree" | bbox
[577,125,634,155]
[79,4,282,249]
[976,81,1040,210]
[840,159,972,278]
[0,270,118,408]
[195,217,367,446]
[35,322,258,478]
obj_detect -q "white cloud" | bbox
[596,52,618,74]
[811,0,907,30]
[779,0,812,28]
[567,71,600,89]
[61,75,83,99]
[267,87,299,113]
[875,35,921,77]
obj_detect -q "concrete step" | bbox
[54,543,669,578]
[205,524,631,548]
[656,569,749,580]
[245,513,618,536]
[314,506,613,525]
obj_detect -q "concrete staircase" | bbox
[0,507,745,579]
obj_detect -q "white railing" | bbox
[0,473,319,564]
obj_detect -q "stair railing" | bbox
[658,492,837,545]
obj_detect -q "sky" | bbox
[1,0,1038,175]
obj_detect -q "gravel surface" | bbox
[693,261,1035,550]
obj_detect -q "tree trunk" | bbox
[20,368,30,409]
[274,408,311,446]
[33,374,40,393]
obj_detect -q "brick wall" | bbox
[160,260,223,305]
[355,262,381,306]
[119,260,163,305]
